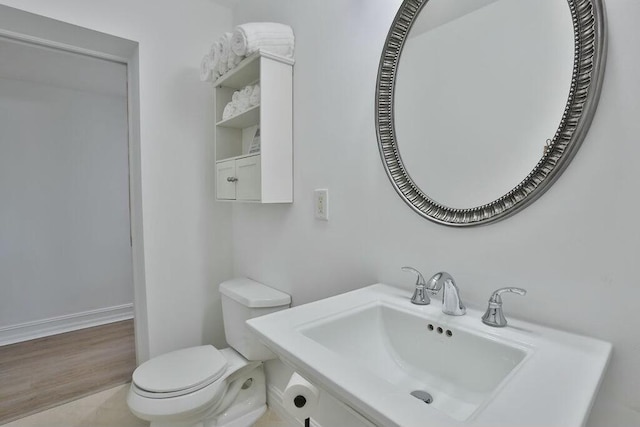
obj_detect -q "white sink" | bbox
[300,303,527,421]
[247,284,611,427]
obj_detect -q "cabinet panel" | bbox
[216,160,236,200]
[236,155,261,201]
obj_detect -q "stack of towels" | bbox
[222,84,260,121]
[200,22,294,83]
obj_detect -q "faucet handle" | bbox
[489,287,527,303]
[482,287,526,327]
[401,266,430,305]
[401,266,425,286]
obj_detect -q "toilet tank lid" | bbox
[219,278,291,308]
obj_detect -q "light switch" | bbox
[314,189,329,221]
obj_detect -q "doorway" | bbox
[0,5,147,423]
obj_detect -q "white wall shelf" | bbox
[215,152,261,163]
[214,50,293,203]
[216,104,260,128]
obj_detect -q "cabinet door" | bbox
[236,155,261,201]
[216,160,236,200]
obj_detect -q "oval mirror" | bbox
[376,0,607,226]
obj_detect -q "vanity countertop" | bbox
[247,283,611,427]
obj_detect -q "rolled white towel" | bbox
[209,41,221,75]
[241,85,254,97]
[238,101,250,113]
[249,84,260,106]
[227,49,243,71]
[231,22,294,58]
[220,32,232,62]
[215,38,225,62]
[200,54,214,82]
[209,41,220,60]
[210,65,220,81]
[218,58,228,75]
[231,91,241,104]
[236,93,250,112]
[217,32,233,75]
[222,102,237,120]
[209,56,221,81]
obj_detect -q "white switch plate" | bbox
[314,189,329,221]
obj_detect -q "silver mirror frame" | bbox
[376,0,607,226]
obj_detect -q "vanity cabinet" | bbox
[214,50,293,203]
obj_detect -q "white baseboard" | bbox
[0,303,134,346]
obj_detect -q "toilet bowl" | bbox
[127,278,291,427]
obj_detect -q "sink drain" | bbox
[410,390,433,404]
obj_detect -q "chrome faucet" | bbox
[481,287,527,327]
[401,268,465,315]
[401,266,430,305]
[426,272,466,316]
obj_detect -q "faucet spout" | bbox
[426,272,452,293]
[427,272,466,316]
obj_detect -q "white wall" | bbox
[231,0,640,425]
[0,0,235,359]
[0,38,132,331]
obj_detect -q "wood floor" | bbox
[0,320,136,425]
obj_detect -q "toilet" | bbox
[127,278,291,427]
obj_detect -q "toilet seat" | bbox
[132,345,228,399]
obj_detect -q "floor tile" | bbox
[1,384,147,427]
[2,384,292,427]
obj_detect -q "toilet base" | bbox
[209,405,266,427]
[130,350,266,427]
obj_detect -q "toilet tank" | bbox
[219,278,291,361]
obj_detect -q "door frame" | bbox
[0,4,149,362]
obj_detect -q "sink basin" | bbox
[247,284,611,427]
[299,303,527,421]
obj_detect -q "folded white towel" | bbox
[249,84,260,106]
[231,23,295,58]
[200,54,214,82]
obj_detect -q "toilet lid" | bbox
[132,345,228,394]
